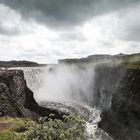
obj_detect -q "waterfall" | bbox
[37,64,95,105]
[22,67,45,93]
[11,67,47,98]
[15,63,125,140]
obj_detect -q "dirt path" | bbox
[0,122,14,132]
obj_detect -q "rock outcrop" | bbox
[92,65,126,108]
[0,69,63,120]
[99,68,140,140]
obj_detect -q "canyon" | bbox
[0,53,140,140]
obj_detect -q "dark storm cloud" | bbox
[0,0,139,28]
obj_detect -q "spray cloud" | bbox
[36,64,95,105]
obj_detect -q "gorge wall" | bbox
[0,54,139,140]
[0,69,64,120]
[99,68,140,140]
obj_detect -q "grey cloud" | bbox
[0,24,19,35]
[0,0,139,28]
[0,19,32,36]
[53,50,65,56]
[60,31,85,41]
[0,4,19,35]
[0,4,34,36]
[101,41,114,48]
[117,4,140,42]
[123,27,140,42]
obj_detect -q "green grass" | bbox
[121,61,140,69]
[123,54,140,63]
[0,117,30,140]
[119,54,140,69]
[0,118,14,140]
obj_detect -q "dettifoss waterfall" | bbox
[17,63,125,140]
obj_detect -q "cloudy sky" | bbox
[0,0,140,63]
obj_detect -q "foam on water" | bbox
[41,101,113,140]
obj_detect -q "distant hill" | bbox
[58,53,140,64]
[0,60,46,68]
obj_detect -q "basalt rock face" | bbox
[99,68,140,140]
[93,65,126,109]
[0,69,63,120]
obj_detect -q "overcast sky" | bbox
[0,0,140,63]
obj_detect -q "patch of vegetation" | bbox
[0,117,30,140]
[120,54,140,69]
[0,115,88,140]
[121,61,140,69]
[123,54,140,63]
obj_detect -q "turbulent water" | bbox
[16,64,115,140]
[41,101,113,140]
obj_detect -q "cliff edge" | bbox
[99,66,140,140]
[0,69,63,120]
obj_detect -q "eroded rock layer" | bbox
[0,69,63,120]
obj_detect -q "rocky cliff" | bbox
[98,67,140,140]
[58,54,140,139]
[92,65,126,109]
[0,69,63,120]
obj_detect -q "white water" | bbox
[14,64,113,140]
[10,67,45,93]
[41,101,113,140]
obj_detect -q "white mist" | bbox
[36,64,95,105]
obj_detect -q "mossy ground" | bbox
[0,117,30,140]
[122,61,140,69]
[120,54,140,69]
